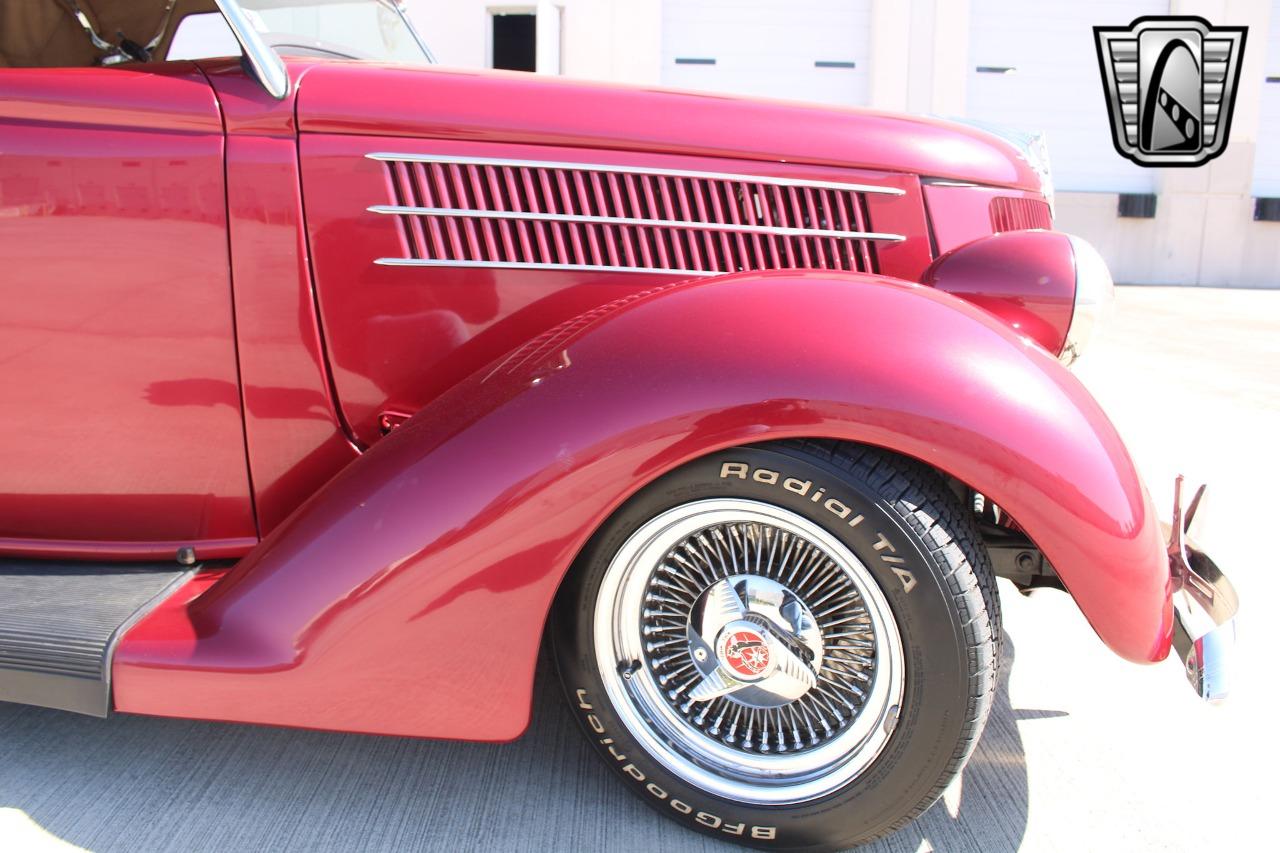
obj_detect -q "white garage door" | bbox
[661,0,872,107]
[967,0,1168,193]
[1252,0,1280,197]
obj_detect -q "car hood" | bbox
[293,62,1042,191]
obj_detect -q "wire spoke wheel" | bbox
[557,443,1001,848]
[594,498,905,805]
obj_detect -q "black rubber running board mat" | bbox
[0,561,190,717]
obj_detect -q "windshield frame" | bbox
[386,0,436,63]
[212,0,433,100]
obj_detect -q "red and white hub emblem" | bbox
[717,626,772,680]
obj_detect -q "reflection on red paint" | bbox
[115,274,1170,740]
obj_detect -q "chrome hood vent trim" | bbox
[367,153,904,277]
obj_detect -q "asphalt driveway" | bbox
[2,285,1277,852]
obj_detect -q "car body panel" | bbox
[0,56,1187,735]
[922,182,1050,254]
[113,272,1171,740]
[0,63,223,132]
[294,62,1044,192]
[198,60,360,534]
[0,63,256,555]
[298,132,932,446]
[924,230,1077,356]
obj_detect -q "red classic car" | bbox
[0,1,1237,850]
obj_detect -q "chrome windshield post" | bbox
[214,0,290,100]
[388,0,436,63]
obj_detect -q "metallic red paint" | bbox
[0,64,256,554]
[298,134,931,446]
[0,537,256,562]
[0,63,223,132]
[923,231,1077,356]
[922,182,1050,255]
[3,57,1181,738]
[114,272,1171,739]
[295,63,1043,192]
[199,61,360,534]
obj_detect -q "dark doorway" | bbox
[492,13,536,72]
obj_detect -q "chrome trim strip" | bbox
[367,205,906,242]
[215,0,289,100]
[375,258,720,277]
[365,153,906,196]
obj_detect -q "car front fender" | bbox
[114,270,1172,740]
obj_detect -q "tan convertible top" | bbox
[0,0,219,68]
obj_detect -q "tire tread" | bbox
[553,439,1005,852]
[777,438,1002,848]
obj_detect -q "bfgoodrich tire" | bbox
[550,440,1001,851]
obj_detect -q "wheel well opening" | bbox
[540,436,1060,666]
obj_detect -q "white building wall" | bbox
[967,0,1164,193]
[660,0,873,107]
[1053,0,1277,287]
[405,0,1279,286]
[1254,0,1280,195]
[402,0,660,83]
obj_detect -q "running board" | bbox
[0,560,192,716]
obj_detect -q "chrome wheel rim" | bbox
[594,498,905,805]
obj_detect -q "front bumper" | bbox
[1167,478,1238,703]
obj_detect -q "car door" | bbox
[0,63,257,555]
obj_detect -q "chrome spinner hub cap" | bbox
[688,575,823,706]
[594,498,905,805]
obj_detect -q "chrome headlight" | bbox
[1060,236,1115,365]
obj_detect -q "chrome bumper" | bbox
[1167,478,1238,703]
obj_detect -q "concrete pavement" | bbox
[1,286,1276,852]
